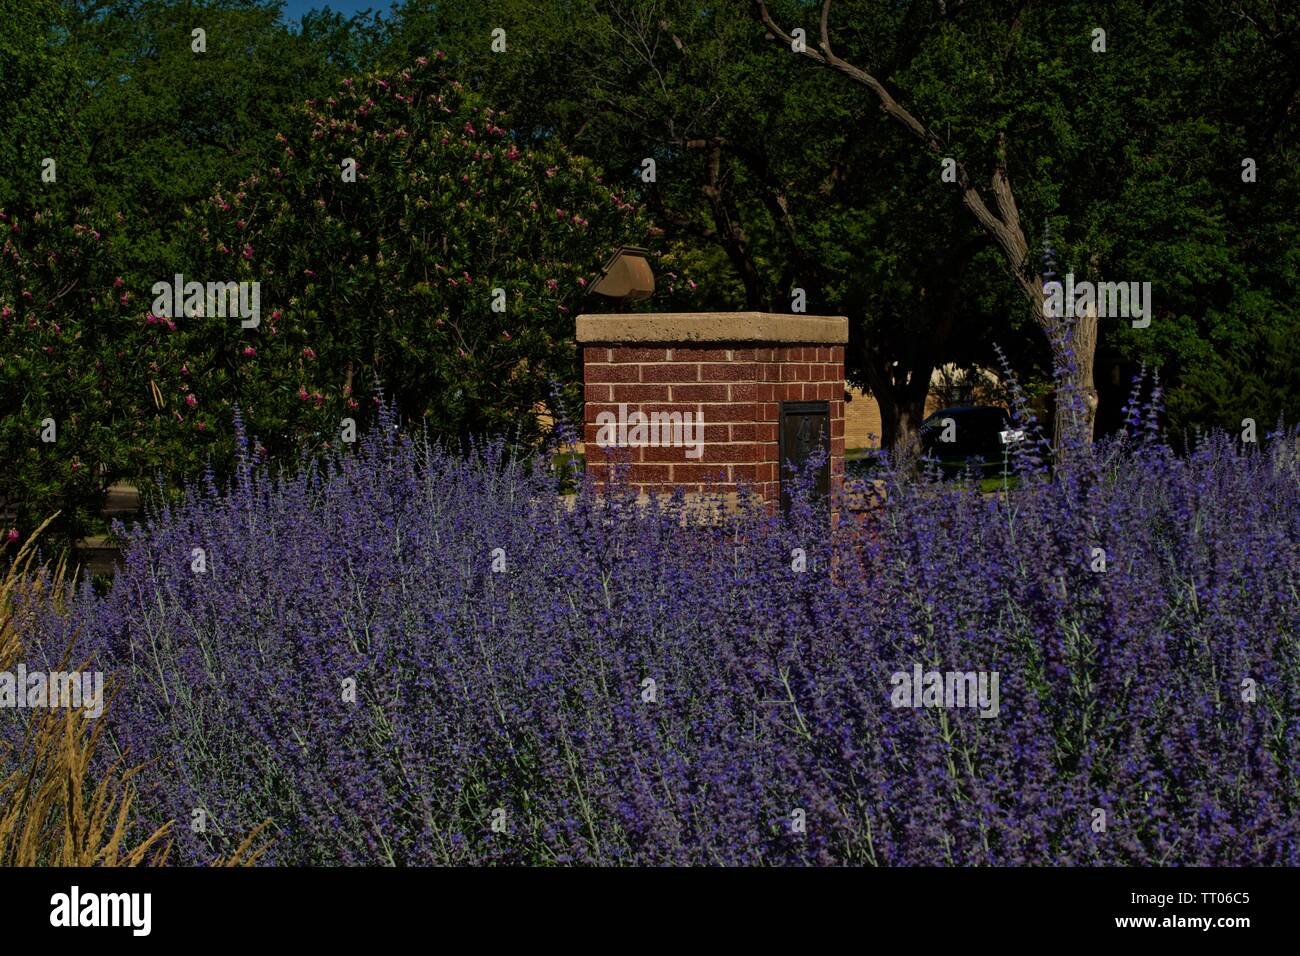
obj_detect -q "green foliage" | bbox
[0,0,85,210]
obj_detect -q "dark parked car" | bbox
[918,406,1020,476]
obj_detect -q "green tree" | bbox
[0,0,86,210]
[750,0,1300,446]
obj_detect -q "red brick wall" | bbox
[583,344,845,502]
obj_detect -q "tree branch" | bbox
[751,0,1044,322]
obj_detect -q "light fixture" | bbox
[589,246,654,305]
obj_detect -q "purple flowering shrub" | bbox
[13,404,1300,865]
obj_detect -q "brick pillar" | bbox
[577,312,848,504]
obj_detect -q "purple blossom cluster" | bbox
[11,406,1300,865]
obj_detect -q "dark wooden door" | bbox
[778,400,830,511]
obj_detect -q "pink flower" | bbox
[181,364,189,375]
[416,56,429,67]
[270,310,282,321]
[5,529,18,542]
[120,293,130,306]
[298,387,310,401]
[302,347,316,360]
[242,244,254,260]
[464,122,476,135]
[501,331,512,341]
[688,279,698,290]
[242,346,257,358]
[185,393,198,407]
[577,277,587,288]
[195,421,206,432]
[113,276,124,288]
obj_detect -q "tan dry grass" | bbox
[0,516,272,867]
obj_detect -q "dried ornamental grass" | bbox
[0,516,174,865]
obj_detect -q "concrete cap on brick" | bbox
[576,312,848,345]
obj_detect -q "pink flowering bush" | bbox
[184,56,658,457]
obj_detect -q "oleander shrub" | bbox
[179,53,670,462]
[13,402,1300,865]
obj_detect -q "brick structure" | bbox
[577,312,848,504]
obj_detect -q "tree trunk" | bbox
[1072,306,1100,440]
[879,392,928,455]
[1047,299,1099,449]
[864,350,933,458]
